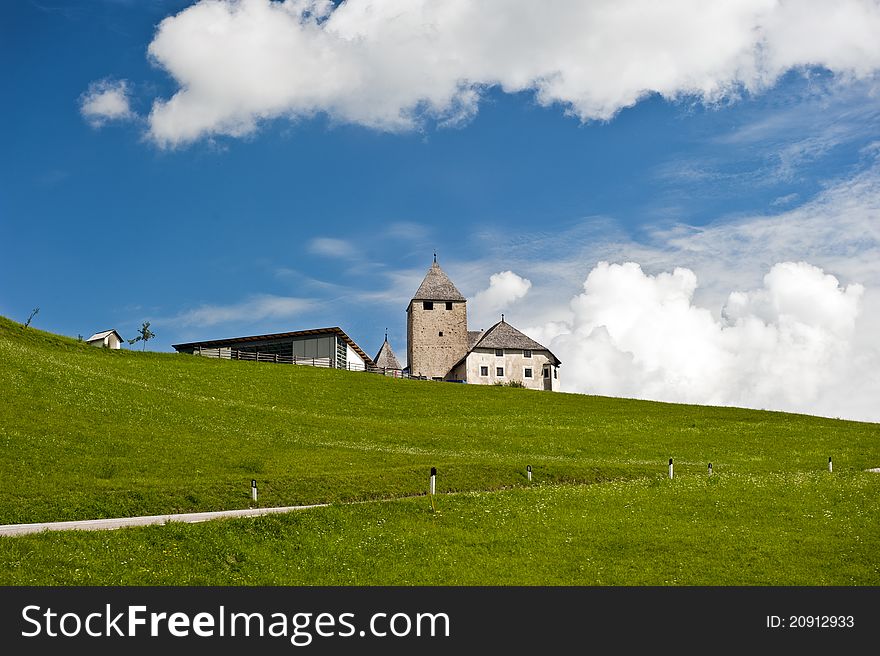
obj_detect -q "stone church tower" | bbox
[407,258,468,379]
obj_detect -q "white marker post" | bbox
[708,462,713,476]
[251,479,257,502]
[430,467,437,496]
[669,458,674,479]
[828,457,833,473]
[527,465,532,482]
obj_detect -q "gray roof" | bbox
[86,329,123,343]
[172,326,375,365]
[374,339,402,370]
[472,320,561,365]
[467,330,484,350]
[411,262,466,302]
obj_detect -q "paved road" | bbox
[0,504,329,537]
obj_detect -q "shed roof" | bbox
[172,327,374,365]
[410,261,466,302]
[86,329,123,343]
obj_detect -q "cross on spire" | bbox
[433,251,437,264]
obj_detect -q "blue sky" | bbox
[3,0,880,420]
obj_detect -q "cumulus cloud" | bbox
[470,271,531,329]
[174,294,312,327]
[129,0,880,147]
[79,79,135,127]
[542,261,869,418]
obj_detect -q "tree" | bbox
[128,321,155,351]
[24,307,39,328]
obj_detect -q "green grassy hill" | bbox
[1,315,878,584]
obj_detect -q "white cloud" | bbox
[491,165,880,422]
[173,294,312,327]
[543,261,872,419]
[308,237,356,258]
[384,221,430,242]
[470,271,531,329]
[79,79,135,127]
[132,0,880,147]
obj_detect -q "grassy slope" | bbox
[1,316,878,584]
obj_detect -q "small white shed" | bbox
[86,329,124,349]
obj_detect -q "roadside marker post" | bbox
[251,479,257,502]
[829,457,833,473]
[708,462,713,476]
[669,458,674,479]
[429,467,437,512]
[527,465,532,482]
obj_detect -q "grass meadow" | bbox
[1,316,878,584]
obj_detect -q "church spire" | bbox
[410,258,466,302]
[374,334,402,370]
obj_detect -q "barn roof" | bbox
[86,329,123,343]
[410,261,466,302]
[373,338,403,370]
[172,327,374,365]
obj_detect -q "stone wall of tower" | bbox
[407,300,468,379]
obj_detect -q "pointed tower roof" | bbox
[411,261,466,302]
[374,337,403,370]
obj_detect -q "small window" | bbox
[432,376,443,381]
[496,367,504,377]
[445,302,453,310]
[524,368,532,378]
[554,368,557,379]
[495,349,503,357]
[523,349,532,358]
[439,331,444,337]
[543,367,550,379]
[423,301,433,310]
[480,366,489,376]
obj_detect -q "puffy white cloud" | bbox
[79,79,135,127]
[470,270,531,329]
[543,261,870,418]
[133,0,880,147]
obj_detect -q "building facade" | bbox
[406,260,561,389]
[173,327,373,370]
[447,320,561,391]
[86,329,124,349]
[406,260,469,380]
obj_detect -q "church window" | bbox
[439,331,443,337]
[554,368,557,379]
[445,302,453,310]
[524,368,533,378]
[496,367,504,376]
[543,367,550,378]
[495,349,504,357]
[480,366,488,376]
[423,301,433,310]
[523,349,532,358]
